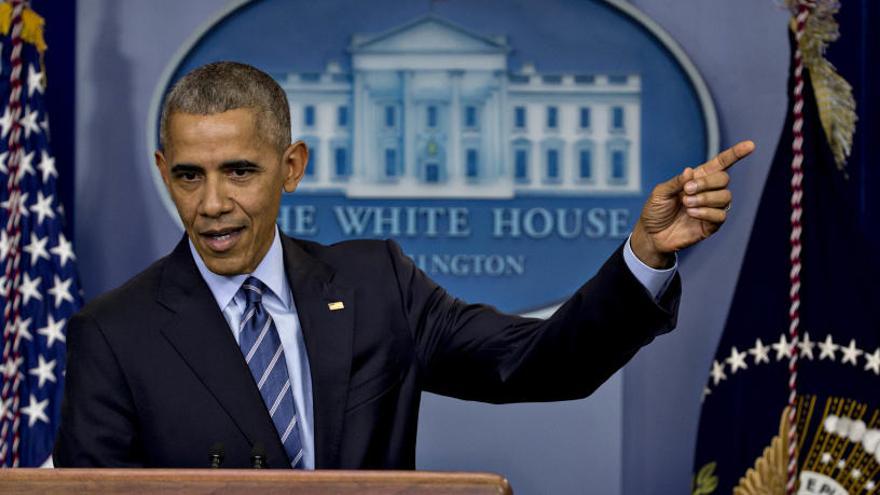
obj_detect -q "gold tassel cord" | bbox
[0,2,46,53]
[785,0,857,171]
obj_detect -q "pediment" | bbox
[351,16,507,54]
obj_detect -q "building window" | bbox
[427,105,437,128]
[580,107,591,129]
[303,138,318,177]
[546,106,558,129]
[611,106,625,131]
[385,148,398,177]
[514,106,526,129]
[335,147,349,178]
[464,105,478,129]
[611,150,627,181]
[466,149,479,178]
[337,106,348,127]
[385,106,396,128]
[515,149,528,182]
[579,149,592,180]
[546,149,559,180]
[304,105,316,127]
[425,163,440,183]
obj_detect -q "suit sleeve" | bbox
[53,312,143,467]
[385,239,680,403]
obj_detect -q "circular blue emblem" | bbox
[148,0,718,313]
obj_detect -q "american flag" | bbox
[0,1,81,467]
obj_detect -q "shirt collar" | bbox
[189,225,291,310]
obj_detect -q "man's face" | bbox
[155,108,307,275]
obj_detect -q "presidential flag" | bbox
[692,2,877,494]
[0,1,82,467]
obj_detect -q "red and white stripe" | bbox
[0,0,27,468]
[787,2,811,493]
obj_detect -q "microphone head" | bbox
[208,442,225,468]
[250,442,267,469]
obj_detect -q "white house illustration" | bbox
[279,15,641,198]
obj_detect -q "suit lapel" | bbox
[280,236,354,469]
[156,237,288,467]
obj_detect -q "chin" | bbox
[202,258,248,276]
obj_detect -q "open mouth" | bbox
[199,226,245,253]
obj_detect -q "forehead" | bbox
[165,108,268,158]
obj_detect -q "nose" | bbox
[198,175,233,218]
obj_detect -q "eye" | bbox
[174,171,201,182]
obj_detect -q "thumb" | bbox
[654,167,693,198]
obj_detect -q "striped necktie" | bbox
[237,276,304,468]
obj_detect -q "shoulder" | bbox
[74,254,171,329]
[283,235,410,284]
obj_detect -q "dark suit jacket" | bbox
[54,234,679,469]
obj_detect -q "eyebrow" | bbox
[219,160,261,171]
[170,160,261,174]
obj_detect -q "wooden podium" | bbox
[0,469,512,494]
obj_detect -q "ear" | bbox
[155,150,172,189]
[282,140,309,193]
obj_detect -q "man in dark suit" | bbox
[54,62,753,469]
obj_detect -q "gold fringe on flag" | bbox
[786,0,857,171]
[0,2,46,53]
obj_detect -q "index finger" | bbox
[697,140,755,175]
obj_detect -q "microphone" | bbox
[208,442,224,468]
[250,443,267,469]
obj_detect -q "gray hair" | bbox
[159,61,291,153]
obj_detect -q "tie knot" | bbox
[240,276,268,306]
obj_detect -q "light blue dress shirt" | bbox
[622,233,678,301]
[189,227,316,469]
[189,227,674,470]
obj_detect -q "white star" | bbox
[701,386,711,402]
[20,393,49,427]
[37,150,56,183]
[19,106,40,139]
[818,334,839,361]
[1,356,24,377]
[820,452,832,464]
[0,151,8,175]
[0,190,29,217]
[47,274,74,308]
[16,149,36,182]
[749,338,770,364]
[30,190,55,226]
[864,348,880,375]
[22,232,49,264]
[37,314,65,348]
[841,339,863,366]
[772,334,792,361]
[837,459,847,469]
[50,233,76,267]
[26,64,44,98]
[852,468,862,480]
[710,360,726,385]
[798,332,815,360]
[18,272,42,305]
[28,355,55,388]
[726,346,748,374]
[0,105,14,138]
[868,481,876,490]
[14,315,33,342]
